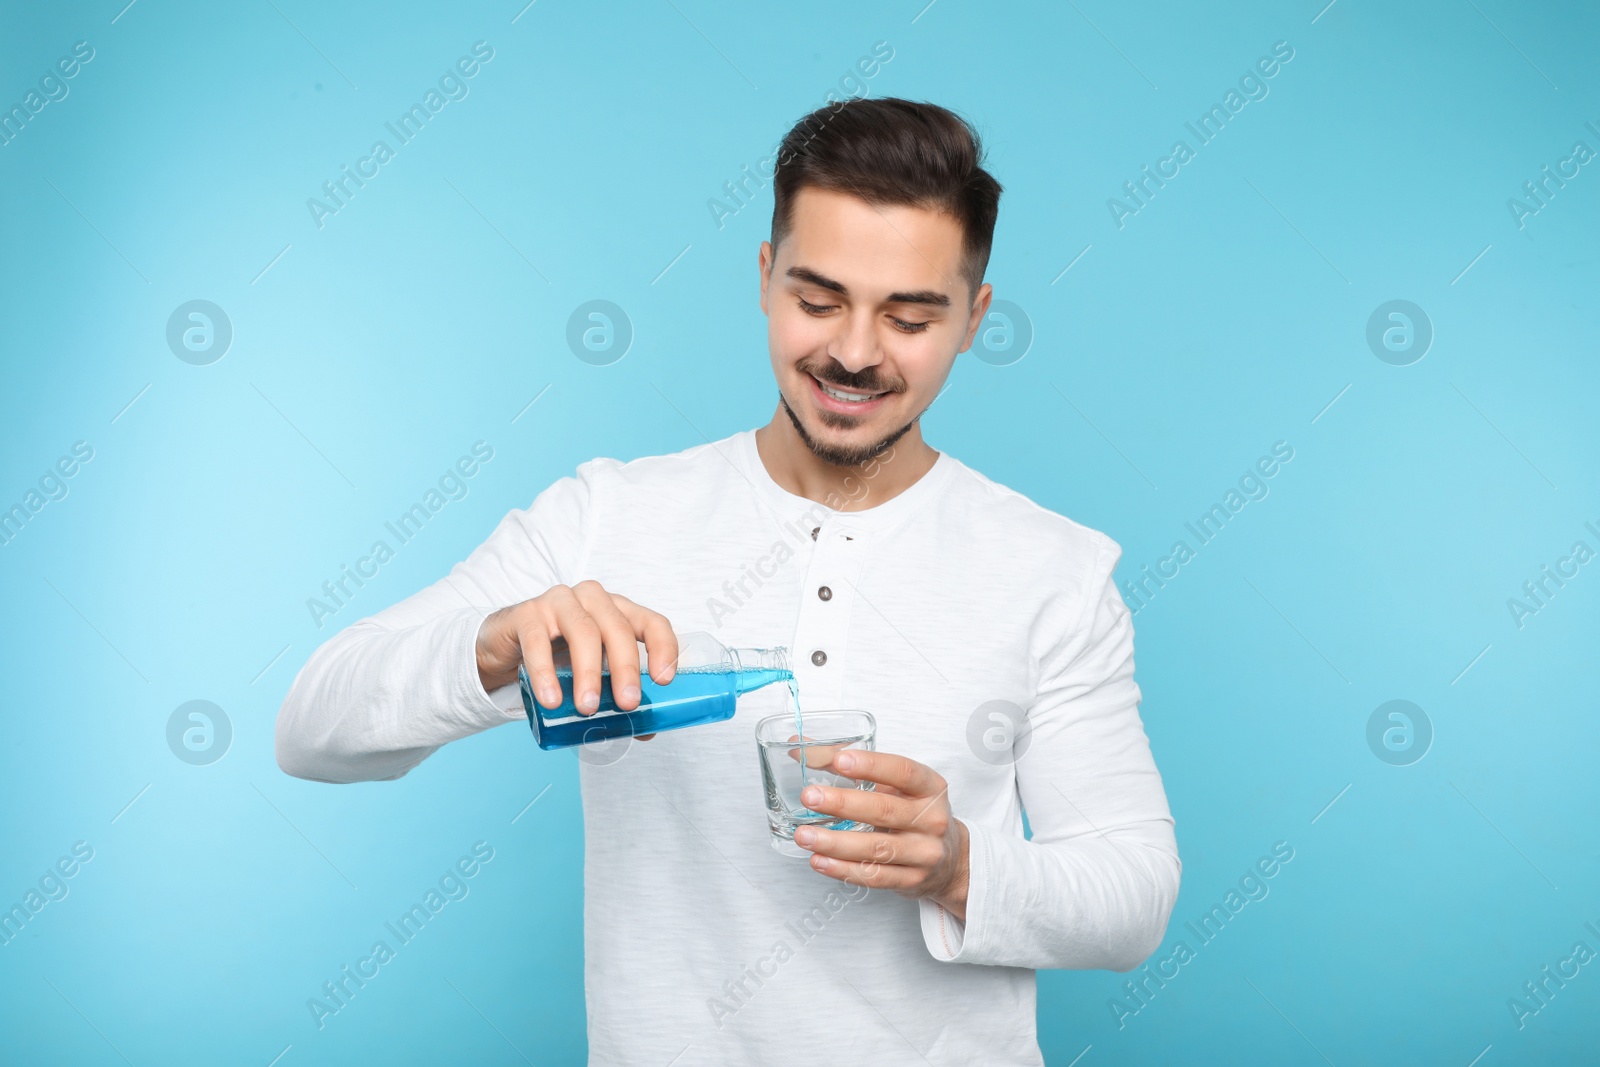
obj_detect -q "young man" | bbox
[277,97,1179,1065]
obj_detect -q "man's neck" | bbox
[753,411,940,513]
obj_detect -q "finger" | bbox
[802,780,944,835]
[547,587,604,714]
[807,854,921,891]
[783,738,849,770]
[575,583,643,711]
[613,597,678,685]
[803,742,849,770]
[830,749,944,797]
[795,826,939,869]
[517,614,562,710]
[638,733,656,741]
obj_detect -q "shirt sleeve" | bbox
[918,533,1181,971]
[273,462,602,784]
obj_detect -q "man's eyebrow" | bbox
[785,265,952,309]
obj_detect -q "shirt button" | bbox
[811,650,827,667]
[810,527,820,541]
[818,586,832,601]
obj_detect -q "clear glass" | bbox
[520,632,791,750]
[755,710,877,857]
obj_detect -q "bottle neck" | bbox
[727,646,790,675]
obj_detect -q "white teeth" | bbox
[817,378,882,403]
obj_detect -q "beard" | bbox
[779,357,922,467]
[779,392,920,467]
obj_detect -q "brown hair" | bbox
[769,97,1003,304]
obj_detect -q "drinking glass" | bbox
[755,710,877,857]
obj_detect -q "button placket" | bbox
[789,524,868,709]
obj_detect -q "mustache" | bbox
[798,357,905,394]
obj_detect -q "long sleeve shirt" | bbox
[275,428,1181,1066]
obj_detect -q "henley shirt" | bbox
[276,428,1181,1066]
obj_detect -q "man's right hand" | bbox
[475,582,678,736]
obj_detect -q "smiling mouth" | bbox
[811,374,888,404]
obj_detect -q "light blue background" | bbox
[2,1,1597,1063]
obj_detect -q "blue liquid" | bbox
[787,675,822,817]
[522,665,793,750]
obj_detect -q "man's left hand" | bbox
[792,749,970,922]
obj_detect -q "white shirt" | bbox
[276,429,1181,1066]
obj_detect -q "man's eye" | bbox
[798,297,835,315]
[892,318,931,333]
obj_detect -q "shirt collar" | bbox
[731,428,956,535]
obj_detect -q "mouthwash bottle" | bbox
[519,632,793,750]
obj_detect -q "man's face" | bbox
[759,186,992,466]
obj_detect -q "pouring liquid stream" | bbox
[787,675,821,817]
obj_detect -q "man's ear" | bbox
[959,282,994,354]
[758,241,774,314]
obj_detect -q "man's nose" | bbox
[826,311,884,374]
